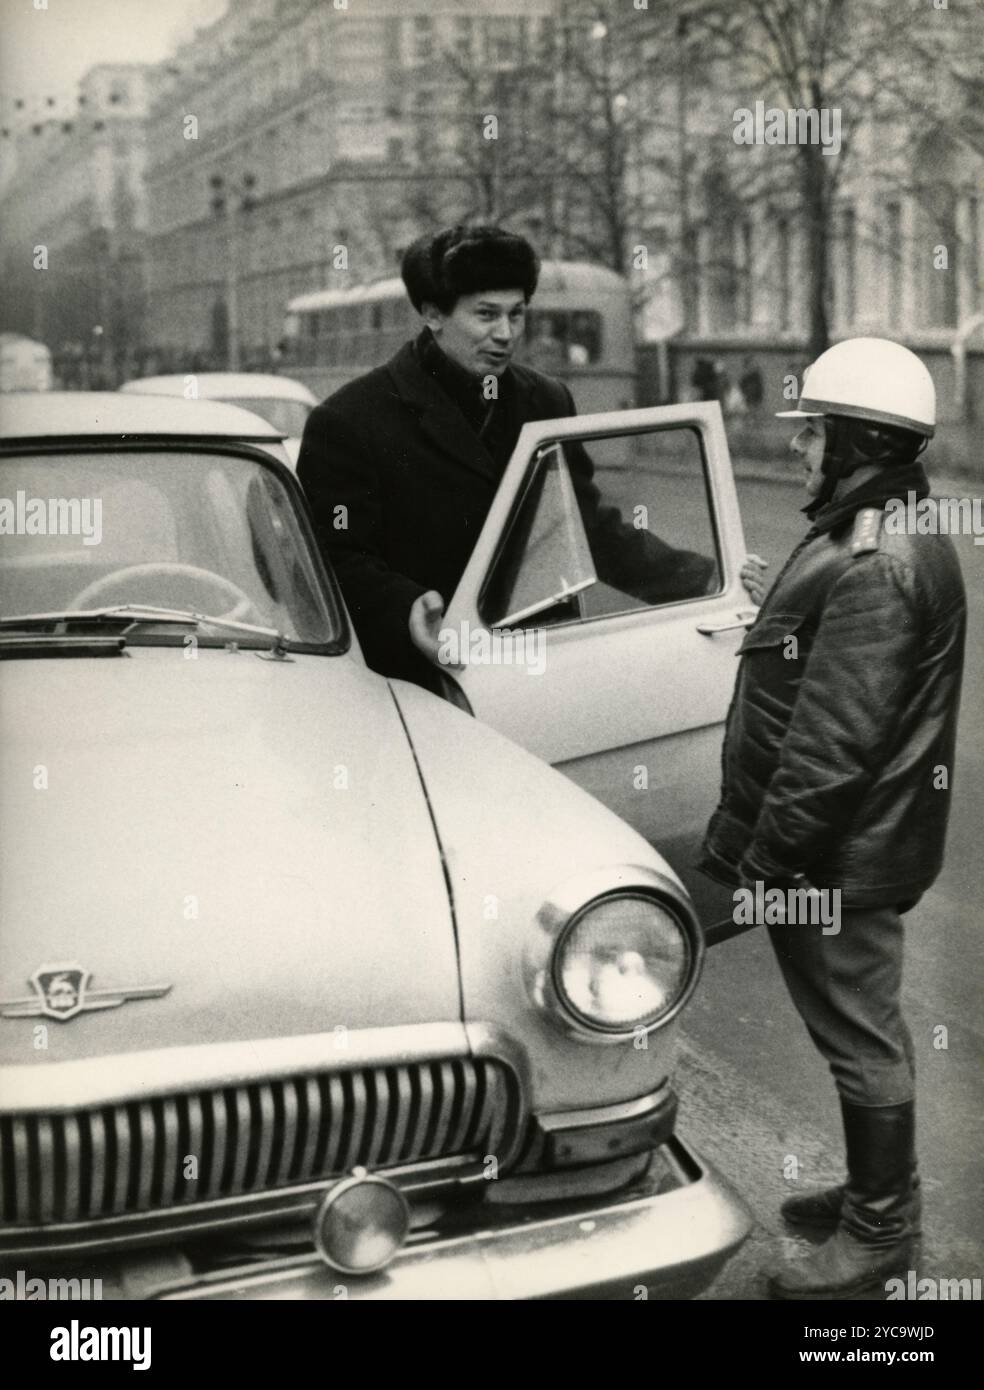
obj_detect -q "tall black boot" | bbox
[770,1100,917,1300]
[778,1089,917,1234]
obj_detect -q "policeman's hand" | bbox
[740,553,769,606]
[409,590,459,667]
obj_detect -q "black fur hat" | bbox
[401,224,540,313]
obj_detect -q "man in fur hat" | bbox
[298,224,722,689]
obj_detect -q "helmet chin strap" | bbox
[813,416,855,510]
[812,416,927,513]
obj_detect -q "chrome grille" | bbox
[0,1058,522,1228]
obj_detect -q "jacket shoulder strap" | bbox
[850,507,883,557]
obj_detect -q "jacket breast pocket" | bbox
[737,612,807,656]
[737,612,811,691]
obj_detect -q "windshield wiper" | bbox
[0,605,289,645]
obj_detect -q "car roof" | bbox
[286,259,626,313]
[0,391,285,442]
[120,373,317,404]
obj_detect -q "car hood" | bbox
[390,679,692,1114]
[0,649,459,1064]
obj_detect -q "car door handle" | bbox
[696,611,758,635]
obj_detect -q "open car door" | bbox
[440,402,755,942]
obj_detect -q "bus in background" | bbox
[282,260,636,415]
[0,334,53,393]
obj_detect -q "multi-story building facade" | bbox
[590,1,984,432]
[3,0,979,425]
[578,5,984,351]
[0,64,154,382]
[142,0,556,367]
[671,94,983,354]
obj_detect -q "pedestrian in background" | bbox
[691,356,718,402]
[739,354,764,410]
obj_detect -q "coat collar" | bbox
[384,334,535,484]
[807,460,932,537]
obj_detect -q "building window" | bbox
[528,18,554,62]
[453,17,474,61]
[486,18,523,67]
[412,85,435,117]
[646,224,670,254]
[383,17,400,68]
[412,17,433,64]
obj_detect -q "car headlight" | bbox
[554,893,692,1033]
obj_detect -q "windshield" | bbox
[0,450,339,647]
[225,397,312,438]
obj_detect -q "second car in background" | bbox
[120,372,317,467]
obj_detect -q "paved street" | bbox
[677,469,984,1299]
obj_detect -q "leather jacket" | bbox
[700,461,966,910]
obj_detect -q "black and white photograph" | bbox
[0,0,981,1347]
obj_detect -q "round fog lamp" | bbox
[313,1173,410,1274]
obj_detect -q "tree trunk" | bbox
[799,142,831,361]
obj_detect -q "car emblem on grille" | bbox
[0,963,172,1022]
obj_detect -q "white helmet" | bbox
[777,337,936,438]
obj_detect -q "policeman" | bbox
[700,338,967,1299]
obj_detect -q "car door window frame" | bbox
[478,442,599,629]
[446,402,743,639]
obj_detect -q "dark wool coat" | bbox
[700,460,966,910]
[297,335,713,687]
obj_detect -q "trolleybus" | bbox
[282,260,636,414]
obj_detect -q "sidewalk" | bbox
[731,452,977,501]
[720,404,982,485]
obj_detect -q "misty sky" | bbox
[0,0,229,119]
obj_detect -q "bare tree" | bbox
[398,23,553,233]
[385,0,980,355]
[540,3,695,278]
[657,0,979,356]
[873,0,984,161]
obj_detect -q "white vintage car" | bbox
[0,392,753,1300]
[119,372,317,467]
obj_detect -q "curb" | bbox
[731,457,978,499]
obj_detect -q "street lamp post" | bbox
[675,16,695,333]
[209,172,257,371]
